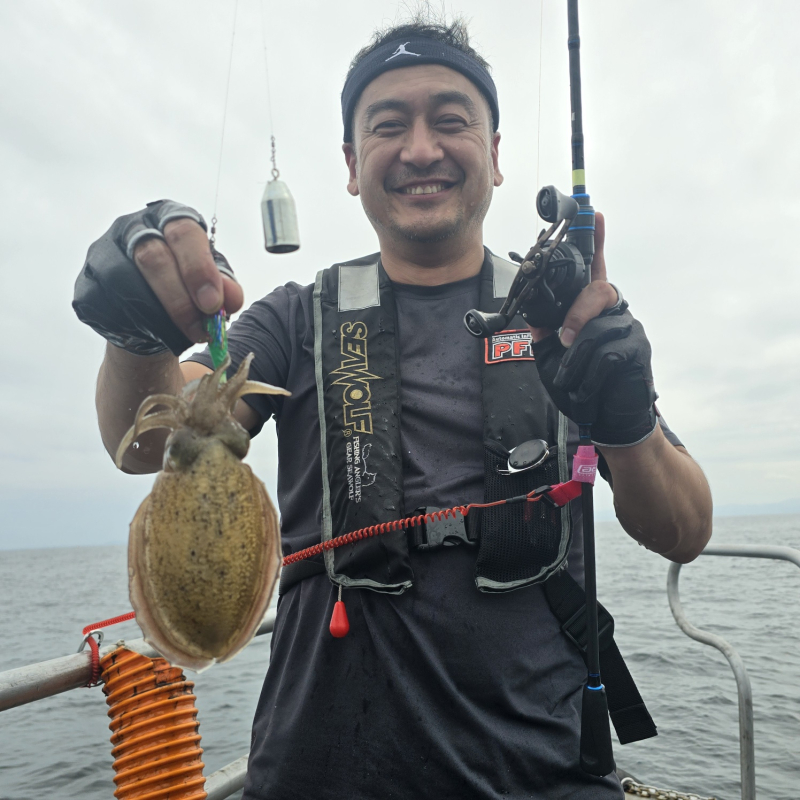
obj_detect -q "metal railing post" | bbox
[667,562,755,800]
[205,754,249,800]
[666,543,800,800]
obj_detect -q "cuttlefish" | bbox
[115,354,289,672]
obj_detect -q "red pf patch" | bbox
[485,329,535,364]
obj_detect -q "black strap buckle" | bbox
[561,602,615,654]
[410,508,478,551]
[531,484,559,508]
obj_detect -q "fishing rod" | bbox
[463,0,615,776]
[565,1,615,779]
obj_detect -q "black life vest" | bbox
[313,250,573,593]
[287,249,659,746]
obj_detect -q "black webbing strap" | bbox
[544,569,657,744]
[279,559,326,596]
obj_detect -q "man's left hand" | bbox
[528,212,658,446]
[527,213,712,561]
[528,211,616,347]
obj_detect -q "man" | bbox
[76,18,712,800]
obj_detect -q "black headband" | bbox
[341,37,499,142]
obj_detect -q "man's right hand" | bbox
[77,201,247,472]
[74,200,245,357]
[133,217,243,343]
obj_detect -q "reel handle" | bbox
[464,309,509,338]
[536,185,579,224]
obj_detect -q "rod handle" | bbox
[579,683,616,777]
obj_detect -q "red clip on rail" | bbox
[79,611,137,687]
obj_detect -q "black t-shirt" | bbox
[189,266,680,799]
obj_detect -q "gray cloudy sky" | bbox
[1,0,798,549]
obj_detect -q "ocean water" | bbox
[1,515,798,800]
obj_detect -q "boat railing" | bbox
[0,609,275,798]
[667,544,800,800]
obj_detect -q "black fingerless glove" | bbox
[531,308,658,447]
[73,199,233,357]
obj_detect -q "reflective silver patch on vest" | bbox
[338,263,380,311]
[491,254,517,299]
[313,270,337,581]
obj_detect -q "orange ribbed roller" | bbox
[100,646,207,800]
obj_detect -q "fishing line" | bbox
[260,0,275,141]
[210,0,241,246]
[535,0,544,194]
[257,0,300,252]
[260,0,280,180]
[205,0,240,378]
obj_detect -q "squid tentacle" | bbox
[218,353,254,408]
[115,410,181,469]
[218,353,290,411]
[117,351,290,470]
[193,355,232,411]
[133,393,186,421]
[229,381,291,412]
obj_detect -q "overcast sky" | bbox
[1,0,798,549]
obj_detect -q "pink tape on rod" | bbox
[572,445,598,484]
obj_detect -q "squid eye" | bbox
[216,417,250,461]
[164,428,203,472]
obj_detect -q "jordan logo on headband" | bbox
[386,42,421,61]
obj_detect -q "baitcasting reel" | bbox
[464,185,593,336]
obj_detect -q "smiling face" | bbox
[344,64,502,254]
